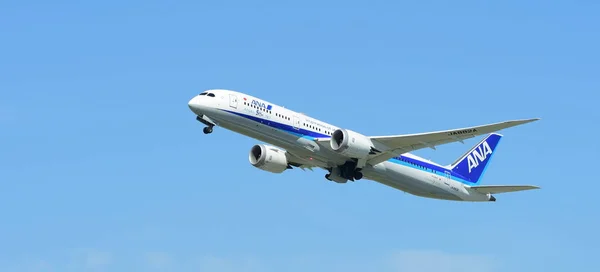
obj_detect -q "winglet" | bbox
[511,118,540,125]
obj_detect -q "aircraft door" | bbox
[229,94,238,109]
[444,170,451,183]
[442,170,453,188]
[292,115,301,130]
[443,170,460,193]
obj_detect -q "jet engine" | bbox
[248,144,290,173]
[330,128,375,159]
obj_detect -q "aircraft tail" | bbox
[448,133,502,185]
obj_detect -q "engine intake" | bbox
[249,144,290,173]
[330,128,375,159]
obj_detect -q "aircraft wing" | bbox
[366,118,539,165]
[322,118,539,166]
[469,185,541,194]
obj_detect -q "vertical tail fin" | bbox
[448,133,503,185]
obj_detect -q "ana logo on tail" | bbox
[467,141,493,173]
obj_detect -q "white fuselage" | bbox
[188,89,492,202]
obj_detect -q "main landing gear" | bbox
[325,160,364,183]
[324,169,363,181]
[353,170,363,180]
[340,160,363,181]
[203,126,213,134]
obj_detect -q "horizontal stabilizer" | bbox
[470,185,540,194]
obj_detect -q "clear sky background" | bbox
[1,0,598,271]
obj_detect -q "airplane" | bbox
[187,89,540,202]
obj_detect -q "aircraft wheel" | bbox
[203,126,213,134]
[353,170,363,180]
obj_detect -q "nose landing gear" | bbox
[196,115,215,134]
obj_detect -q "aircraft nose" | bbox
[188,96,203,114]
[188,96,197,109]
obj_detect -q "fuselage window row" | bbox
[243,102,293,120]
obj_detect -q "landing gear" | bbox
[196,115,215,134]
[353,169,363,180]
[325,161,364,183]
[339,160,363,181]
[325,170,347,183]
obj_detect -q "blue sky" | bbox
[1,0,598,271]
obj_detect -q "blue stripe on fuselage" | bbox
[219,109,475,185]
[389,156,472,184]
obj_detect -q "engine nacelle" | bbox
[248,144,290,174]
[330,128,374,159]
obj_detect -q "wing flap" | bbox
[470,185,540,194]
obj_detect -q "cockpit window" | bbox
[207,93,215,97]
[199,92,207,96]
